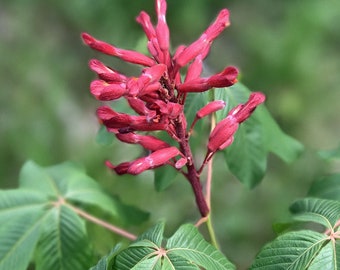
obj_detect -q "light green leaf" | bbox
[20,160,120,217]
[250,230,328,269]
[290,198,340,229]
[19,160,60,197]
[34,204,93,270]
[96,124,115,146]
[0,213,43,270]
[318,145,340,161]
[0,190,48,220]
[110,222,235,270]
[308,174,340,201]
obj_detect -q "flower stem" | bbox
[175,116,209,217]
[206,214,220,249]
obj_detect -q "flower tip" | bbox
[81,32,94,45]
[250,92,266,104]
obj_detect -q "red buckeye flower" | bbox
[82,0,265,217]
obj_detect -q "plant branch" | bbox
[175,115,209,217]
[66,202,137,241]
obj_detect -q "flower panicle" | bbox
[82,0,266,217]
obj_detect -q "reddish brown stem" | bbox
[175,115,209,217]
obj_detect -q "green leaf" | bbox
[307,241,339,270]
[250,230,328,269]
[34,204,93,270]
[0,190,48,220]
[290,198,340,229]
[224,114,267,188]
[90,244,122,270]
[110,222,235,270]
[116,201,150,226]
[214,82,303,187]
[20,160,120,218]
[0,213,43,270]
[154,165,179,192]
[308,174,340,201]
[96,125,115,146]
[19,160,60,198]
[318,145,340,161]
[166,224,236,270]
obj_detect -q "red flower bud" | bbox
[136,11,156,41]
[230,92,266,123]
[204,9,230,42]
[90,80,127,101]
[89,59,127,82]
[177,66,238,92]
[127,146,181,174]
[196,100,226,119]
[116,132,170,151]
[207,116,239,153]
[82,32,156,67]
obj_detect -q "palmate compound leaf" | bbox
[0,209,44,270]
[110,222,235,270]
[290,198,340,229]
[213,82,304,188]
[250,230,330,270]
[19,160,149,225]
[0,190,48,270]
[251,198,340,269]
[34,204,93,270]
[0,160,147,270]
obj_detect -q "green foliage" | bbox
[308,174,340,201]
[251,198,340,269]
[214,83,304,188]
[101,222,235,270]
[0,161,148,270]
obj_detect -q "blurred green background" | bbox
[1,0,340,269]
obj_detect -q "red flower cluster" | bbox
[82,0,265,216]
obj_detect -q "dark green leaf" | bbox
[154,165,179,192]
[308,174,340,201]
[90,244,122,270]
[116,201,150,226]
[250,230,328,269]
[224,115,267,188]
[290,198,340,229]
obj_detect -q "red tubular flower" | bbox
[127,147,181,175]
[177,66,239,92]
[196,100,226,119]
[90,80,127,101]
[115,132,170,152]
[82,33,156,67]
